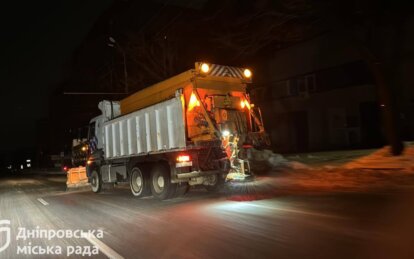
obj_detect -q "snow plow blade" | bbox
[66,166,90,190]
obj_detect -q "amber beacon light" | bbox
[200,63,210,73]
[243,68,252,78]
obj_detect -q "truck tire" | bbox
[150,164,177,200]
[205,174,225,193]
[91,170,102,193]
[129,167,151,197]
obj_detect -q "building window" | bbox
[286,75,315,97]
[317,60,372,91]
[287,79,298,96]
[298,78,306,92]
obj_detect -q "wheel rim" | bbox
[157,176,164,188]
[136,177,142,187]
[152,171,165,194]
[91,172,99,192]
[209,174,218,185]
[131,170,143,195]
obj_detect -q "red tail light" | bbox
[177,155,191,162]
[63,166,69,171]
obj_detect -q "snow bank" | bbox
[344,144,414,172]
[245,144,414,174]
[246,148,309,172]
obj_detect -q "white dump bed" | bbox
[103,95,186,159]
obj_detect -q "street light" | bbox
[107,37,129,94]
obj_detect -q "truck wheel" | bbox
[150,164,177,200]
[129,167,151,197]
[205,174,225,193]
[91,170,102,193]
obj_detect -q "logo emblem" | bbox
[0,220,11,253]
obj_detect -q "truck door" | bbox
[88,116,106,152]
[88,122,97,152]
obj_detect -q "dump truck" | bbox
[85,62,269,199]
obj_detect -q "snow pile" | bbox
[246,148,309,172]
[226,145,414,201]
[344,144,414,172]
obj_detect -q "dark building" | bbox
[252,27,414,153]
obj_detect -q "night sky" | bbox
[0,0,236,158]
[1,0,113,155]
[2,0,412,161]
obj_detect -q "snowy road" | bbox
[1,168,414,259]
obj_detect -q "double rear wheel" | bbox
[130,163,187,200]
[150,164,178,200]
[129,166,151,197]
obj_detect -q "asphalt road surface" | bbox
[1,171,414,259]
